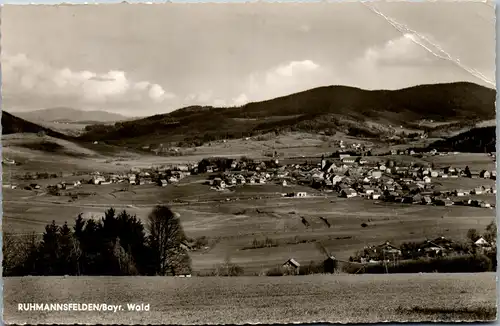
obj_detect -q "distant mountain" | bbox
[429,126,496,153]
[2,111,68,139]
[14,108,130,123]
[79,82,495,147]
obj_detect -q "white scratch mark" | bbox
[362,2,495,87]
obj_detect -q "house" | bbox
[213,178,225,188]
[474,237,490,247]
[159,179,168,187]
[421,196,432,205]
[282,258,300,275]
[480,170,491,179]
[371,170,382,179]
[423,176,431,184]
[341,188,357,198]
[377,242,402,257]
[282,180,288,186]
[364,188,375,195]
[331,175,344,185]
[435,198,453,206]
[93,175,106,185]
[342,157,357,164]
[379,165,386,171]
[472,187,484,195]
[430,171,439,178]
[323,162,337,174]
[418,241,445,257]
[454,189,467,197]
[339,154,351,160]
[128,174,137,185]
[371,192,382,200]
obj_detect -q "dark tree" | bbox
[39,220,61,275]
[147,205,191,275]
[464,166,472,178]
[467,228,480,242]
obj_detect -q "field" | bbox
[3,133,497,275]
[4,179,496,274]
[4,273,496,324]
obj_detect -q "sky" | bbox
[1,2,496,117]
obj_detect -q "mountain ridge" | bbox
[79,81,496,147]
[12,107,131,123]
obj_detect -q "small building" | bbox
[342,157,357,164]
[421,196,432,205]
[159,179,168,187]
[472,187,484,195]
[29,183,41,190]
[474,237,490,247]
[341,188,357,198]
[213,178,226,188]
[480,170,491,179]
[282,258,300,275]
[423,176,431,184]
[371,170,382,179]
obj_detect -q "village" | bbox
[10,141,497,210]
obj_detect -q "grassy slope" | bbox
[4,169,496,274]
[4,273,496,324]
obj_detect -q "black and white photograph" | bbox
[1,1,497,324]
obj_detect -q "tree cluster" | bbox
[3,206,191,276]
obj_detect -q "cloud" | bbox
[182,60,324,108]
[340,33,454,89]
[244,59,324,102]
[360,33,437,67]
[2,53,176,109]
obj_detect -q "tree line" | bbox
[3,205,191,276]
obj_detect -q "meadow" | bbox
[4,273,496,324]
[3,133,496,274]
[3,179,495,275]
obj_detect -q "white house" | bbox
[475,237,490,246]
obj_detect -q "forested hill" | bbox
[78,82,495,147]
[2,111,69,139]
[429,126,496,153]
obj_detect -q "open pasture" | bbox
[423,153,495,171]
[433,177,495,192]
[4,180,495,274]
[4,273,496,324]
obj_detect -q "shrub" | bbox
[266,266,285,276]
[346,254,493,274]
